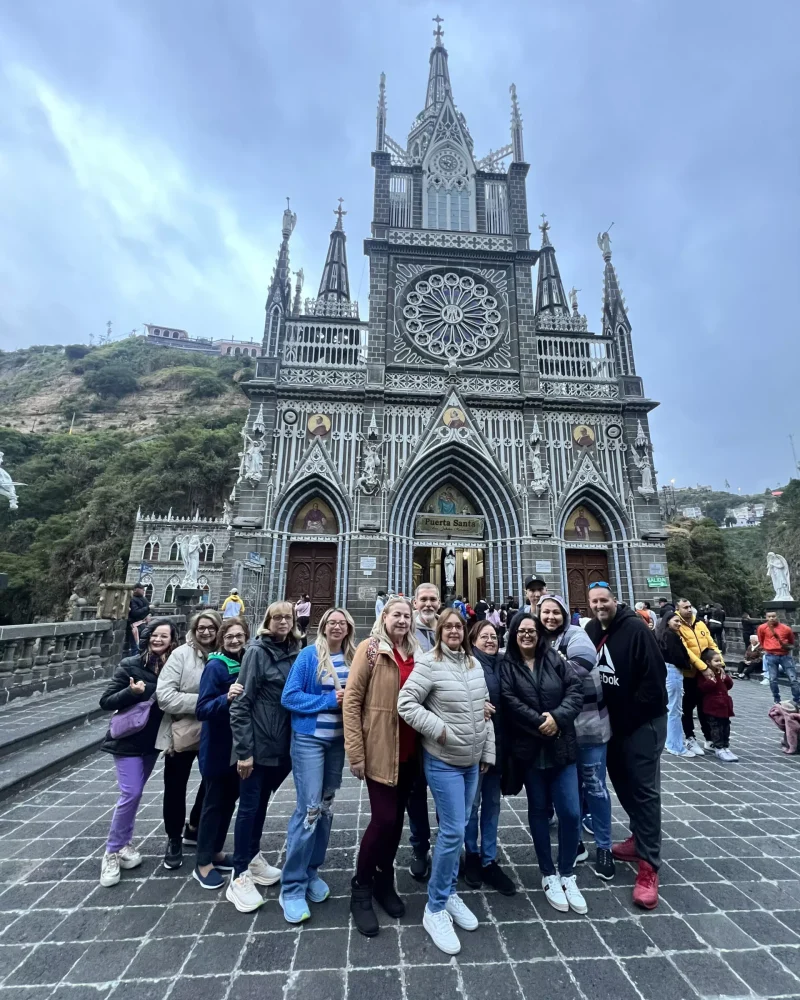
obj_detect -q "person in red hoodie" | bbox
[697,649,737,762]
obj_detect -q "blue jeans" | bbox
[576,744,611,851]
[523,762,580,877]
[423,751,479,912]
[232,761,291,877]
[464,769,502,865]
[764,654,800,704]
[665,664,686,753]
[281,733,345,900]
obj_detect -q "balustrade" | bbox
[536,333,616,382]
[282,320,367,369]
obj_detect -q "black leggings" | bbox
[196,767,240,866]
[681,676,710,741]
[163,750,205,840]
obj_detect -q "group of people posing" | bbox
[99,577,707,955]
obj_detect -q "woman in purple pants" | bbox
[99,618,179,887]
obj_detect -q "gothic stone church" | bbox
[224,26,669,629]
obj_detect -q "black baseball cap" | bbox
[524,576,547,591]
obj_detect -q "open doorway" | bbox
[413,547,485,605]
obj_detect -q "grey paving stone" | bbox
[724,947,800,996]
[685,912,757,949]
[670,951,751,997]
[403,964,459,1000]
[622,956,701,1000]
[460,963,523,1000]
[567,957,641,1000]
[347,968,403,1000]
[227,972,285,1000]
[731,910,800,945]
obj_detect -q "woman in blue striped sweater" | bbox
[279,606,356,923]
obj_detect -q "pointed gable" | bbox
[408,390,499,470]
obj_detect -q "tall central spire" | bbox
[317,200,351,302]
[424,14,452,111]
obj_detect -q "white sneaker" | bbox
[716,748,739,762]
[542,874,568,912]
[226,871,264,912]
[118,844,142,869]
[560,874,588,914]
[248,852,281,886]
[666,747,696,758]
[423,904,461,955]
[100,852,120,887]
[445,893,478,930]
[685,737,705,756]
[703,740,715,750]
[760,677,770,685]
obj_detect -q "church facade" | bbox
[223,26,669,630]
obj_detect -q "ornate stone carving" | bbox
[386,372,446,392]
[401,271,502,361]
[356,443,382,495]
[535,311,589,333]
[529,445,550,496]
[179,533,201,589]
[279,368,367,387]
[457,376,518,395]
[541,380,619,399]
[389,229,513,252]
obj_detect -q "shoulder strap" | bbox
[367,636,380,675]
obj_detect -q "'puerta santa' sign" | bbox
[414,514,485,539]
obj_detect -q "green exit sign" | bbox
[647,576,669,588]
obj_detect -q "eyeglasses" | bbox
[272,615,293,623]
[588,582,611,591]
[327,621,348,629]
[517,629,537,637]
[196,625,218,633]
[226,633,246,641]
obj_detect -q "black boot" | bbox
[373,866,405,918]
[350,876,379,937]
[464,851,483,889]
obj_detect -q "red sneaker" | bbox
[632,861,659,909]
[611,836,640,862]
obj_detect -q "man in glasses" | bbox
[585,584,667,911]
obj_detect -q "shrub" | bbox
[84,366,138,399]
[64,345,91,360]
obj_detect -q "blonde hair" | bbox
[371,595,417,658]
[432,607,473,661]
[315,607,357,685]
[258,600,302,646]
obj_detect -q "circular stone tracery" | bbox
[401,271,503,360]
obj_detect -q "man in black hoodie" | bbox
[585,585,667,910]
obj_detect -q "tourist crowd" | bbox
[99,577,783,955]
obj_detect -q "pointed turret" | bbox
[262,199,296,354]
[510,83,524,163]
[376,72,387,152]
[598,228,635,375]
[425,16,452,111]
[535,215,569,317]
[317,200,351,302]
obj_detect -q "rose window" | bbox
[402,272,502,360]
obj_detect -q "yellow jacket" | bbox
[221,595,245,617]
[677,615,722,676]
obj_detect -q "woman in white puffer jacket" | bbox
[397,608,495,957]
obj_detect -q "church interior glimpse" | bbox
[413,547,485,605]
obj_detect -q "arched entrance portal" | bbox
[286,497,339,627]
[412,484,485,604]
[564,503,610,614]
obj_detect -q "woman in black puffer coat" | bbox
[499,613,585,914]
[99,618,179,888]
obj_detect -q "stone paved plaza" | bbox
[0,681,798,1000]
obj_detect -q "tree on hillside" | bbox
[666,519,767,614]
[84,366,138,399]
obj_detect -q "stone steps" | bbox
[0,681,109,801]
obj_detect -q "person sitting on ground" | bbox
[99,619,178,887]
[221,589,245,619]
[398,608,495,955]
[193,617,248,890]
[738,635,764,679]
[499,613,586,916]
[697,649,738,761]
[226,602,300,912]
[279,607,355,923]
[156,610,222,870]
[344,597,419,939]
[463,620,515,896]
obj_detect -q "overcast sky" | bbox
[1,0,798,493]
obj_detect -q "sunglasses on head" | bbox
[588,582,611,591]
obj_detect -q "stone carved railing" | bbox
[0,615,187,704]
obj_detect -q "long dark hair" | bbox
[655,612,688,668]
[505,613,546,664]
[138,617,179,673]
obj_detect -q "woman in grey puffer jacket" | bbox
[397,608,495,957]
[537,594,614,881]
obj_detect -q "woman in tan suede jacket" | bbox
[343,596,419,938]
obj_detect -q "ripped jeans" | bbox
[281,732,345,900]
[577,743,612,851]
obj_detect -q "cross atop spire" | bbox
[433,14,444,45]
[539,213,551,247]
[334,198,346,231]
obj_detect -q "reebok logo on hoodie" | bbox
[597,645,619,686]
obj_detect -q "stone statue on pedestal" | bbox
[767,552,793,601]
[180,533,202,589]
[0,452,23,510]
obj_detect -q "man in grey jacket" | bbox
[407,582,440,879]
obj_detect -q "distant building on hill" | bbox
[681,506,703,519]
[144,324,260,358]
